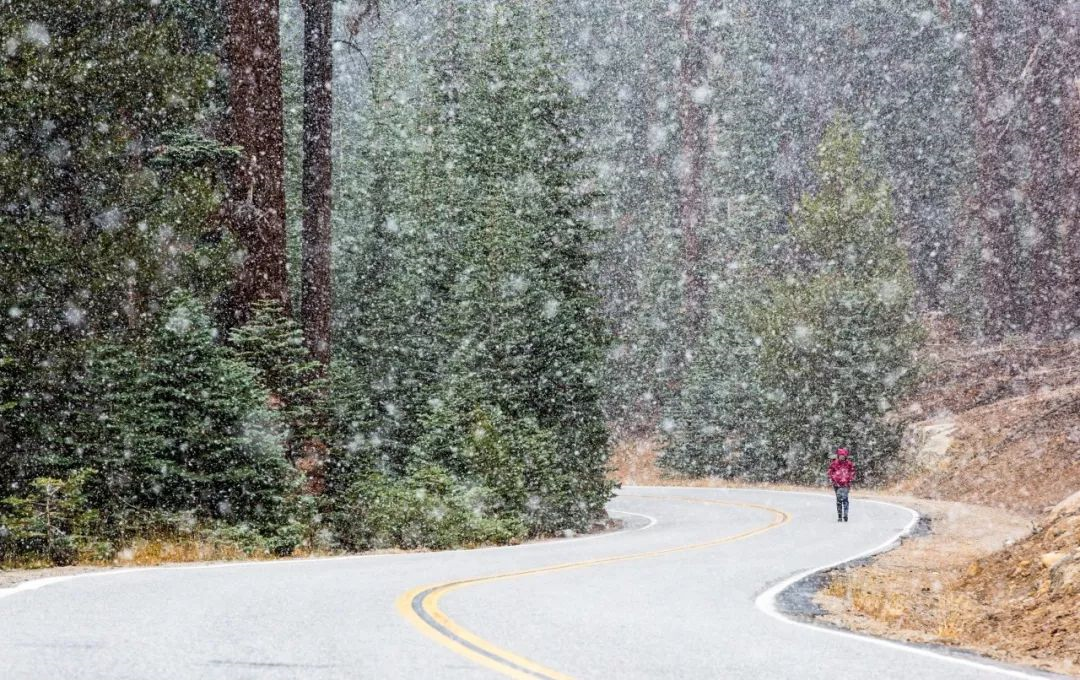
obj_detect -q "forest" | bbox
[1,0,1077,565]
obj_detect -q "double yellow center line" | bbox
[395,495,791,680]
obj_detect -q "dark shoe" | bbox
[843,517,849,522]
[837,517,843,522]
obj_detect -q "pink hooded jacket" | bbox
[828,449,855,487]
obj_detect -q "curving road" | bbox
[0,487,1062,679]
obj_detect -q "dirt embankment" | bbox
[893,337,1080,514]
[818,490,1080,676]
[960,490,1080,669]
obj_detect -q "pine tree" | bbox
[408,6,613,532]
[0,0,230,491]
[0,469,100,565]
[229,300,326,461]
[137,292,299,525]
[666,122,922,483]
[333,35,441,473]
[65,342,150,518]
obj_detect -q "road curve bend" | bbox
[0,487,1064,679]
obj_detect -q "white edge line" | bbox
[606,508,659,531]
[0,506,658,602]
[745,490,1054,680]
[621,486,1054,679]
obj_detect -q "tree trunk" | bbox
[300,0,334,366]
[675,0,709,339]
[972,0,1022,339]
[1026,0,1063,336]
[1058,3,1080,335]
[224,0,290,324]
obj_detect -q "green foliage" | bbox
[332,466,525,551]
[230,300,328,459]
[0,470,104,566]
[134,292,302,527]
[2,291,316,564]
[0,0,228,325]
[332,6,614,535]
[333,34,454,474]
[64,341,147,514]
[322,361,380,496]
[0,0,233,489]
[149,131,242,171]
[665,121,923,484]
[411,380,593,534]
[416,7,612,529]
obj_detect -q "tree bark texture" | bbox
[224,0,290,324]
[1026,0,1063,335]
[1058,3,1080,334]
[675,0,709,339]
[972,0,1023,339]
[300,0,334,366]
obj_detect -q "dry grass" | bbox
[1,536,336,589]
[823,572,910,624]
[934,592,981,641]
[608,438,668,485]
[115,538,267,567]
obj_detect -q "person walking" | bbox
[828,448,855,522]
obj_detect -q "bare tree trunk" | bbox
[224,0,289,324]
[1059,3,1080,335]
[1027,0,1063,336]
[972,0,1022,339]
[675,0,708,339]
[300,0,334,366]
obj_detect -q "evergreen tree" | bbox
[333,34,440,473]
[0,0,230,489]
[0,469,100,565]
[136,292,299,525]
[65,342,148,517]
[229,300,327,461]
[408,6,613,532]
[5,294,308,553]
[321,360,380,496]
[666,122,922,483]
[332,5,614,532]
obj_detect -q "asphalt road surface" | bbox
[0,487,1064,679]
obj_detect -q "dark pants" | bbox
[834,486,850,520]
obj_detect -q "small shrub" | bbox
[0,469,104,566]
[229,300,328,460]
[332,465,525,551]
[412,385,608,535]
